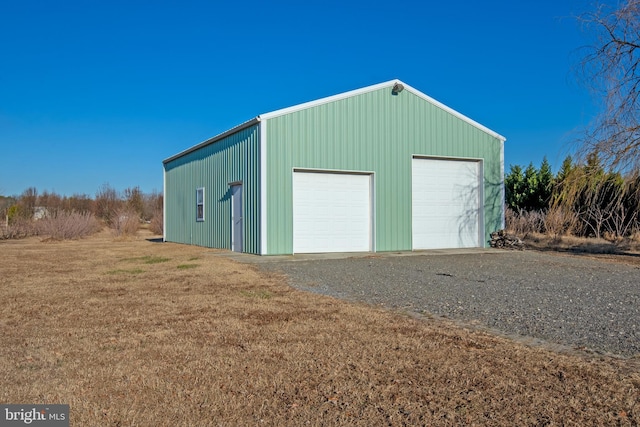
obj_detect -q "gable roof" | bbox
[260,79,506,142]
[163,79,505,164]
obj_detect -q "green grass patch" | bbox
[121,255,171,264]
[177,264,199,270]
[143,256,171,264]
[106,268,145,275]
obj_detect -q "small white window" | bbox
[196,187,205,221]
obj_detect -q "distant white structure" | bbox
[33,206,49,220]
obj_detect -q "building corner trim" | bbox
[163,165,167,242]
[500,139,506,230]
[259,119,268,255]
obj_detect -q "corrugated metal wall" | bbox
[265,86,503,254]
[164,125,261,253]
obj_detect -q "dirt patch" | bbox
[1,231,639,425]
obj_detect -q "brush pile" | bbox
[490,230,525,250]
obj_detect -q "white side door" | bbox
[231,184,243,252]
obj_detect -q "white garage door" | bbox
[293,171,372,253]
[412,158,482,249]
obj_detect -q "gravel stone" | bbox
[258,251,640,357]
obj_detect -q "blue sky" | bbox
[0,0,607,197]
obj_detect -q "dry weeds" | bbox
[1,231,638,426]
[524,232,640,266]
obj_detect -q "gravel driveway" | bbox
[257,251,640,357]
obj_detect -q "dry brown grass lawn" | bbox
[523,232,640,266]
[1,231,639,426]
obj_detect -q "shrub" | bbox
[505,208,545,236]
[95,183,120,224]
[0,218,39,240]
[110,209,140,237]
[542,206,579,238]
[149,208,163,236]
[38,211,101,240]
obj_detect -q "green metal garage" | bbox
[163,79,506,255]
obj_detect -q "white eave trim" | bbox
[259,80,397,120]
[163,79,506,164]
[400,81,507,142]
[163,117,260,164]
[259,79,506,143]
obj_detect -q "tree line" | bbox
[505,155,640,240]
[503,0,640,242]
[0,184,163,239]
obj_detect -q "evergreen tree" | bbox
[505,165,526,210]
[535,157,554,210]
[556,155,574,182]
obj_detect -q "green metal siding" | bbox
[265,87,503,254]
[164,125,261,254]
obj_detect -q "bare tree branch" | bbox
[578,0,640,172]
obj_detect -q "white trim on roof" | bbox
[259,79,506,142]
[258,80,397,120]
[163,79,506,165]
[163,117,260,164]
[400,81,506,142]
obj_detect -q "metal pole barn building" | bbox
[163,80,506,255]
